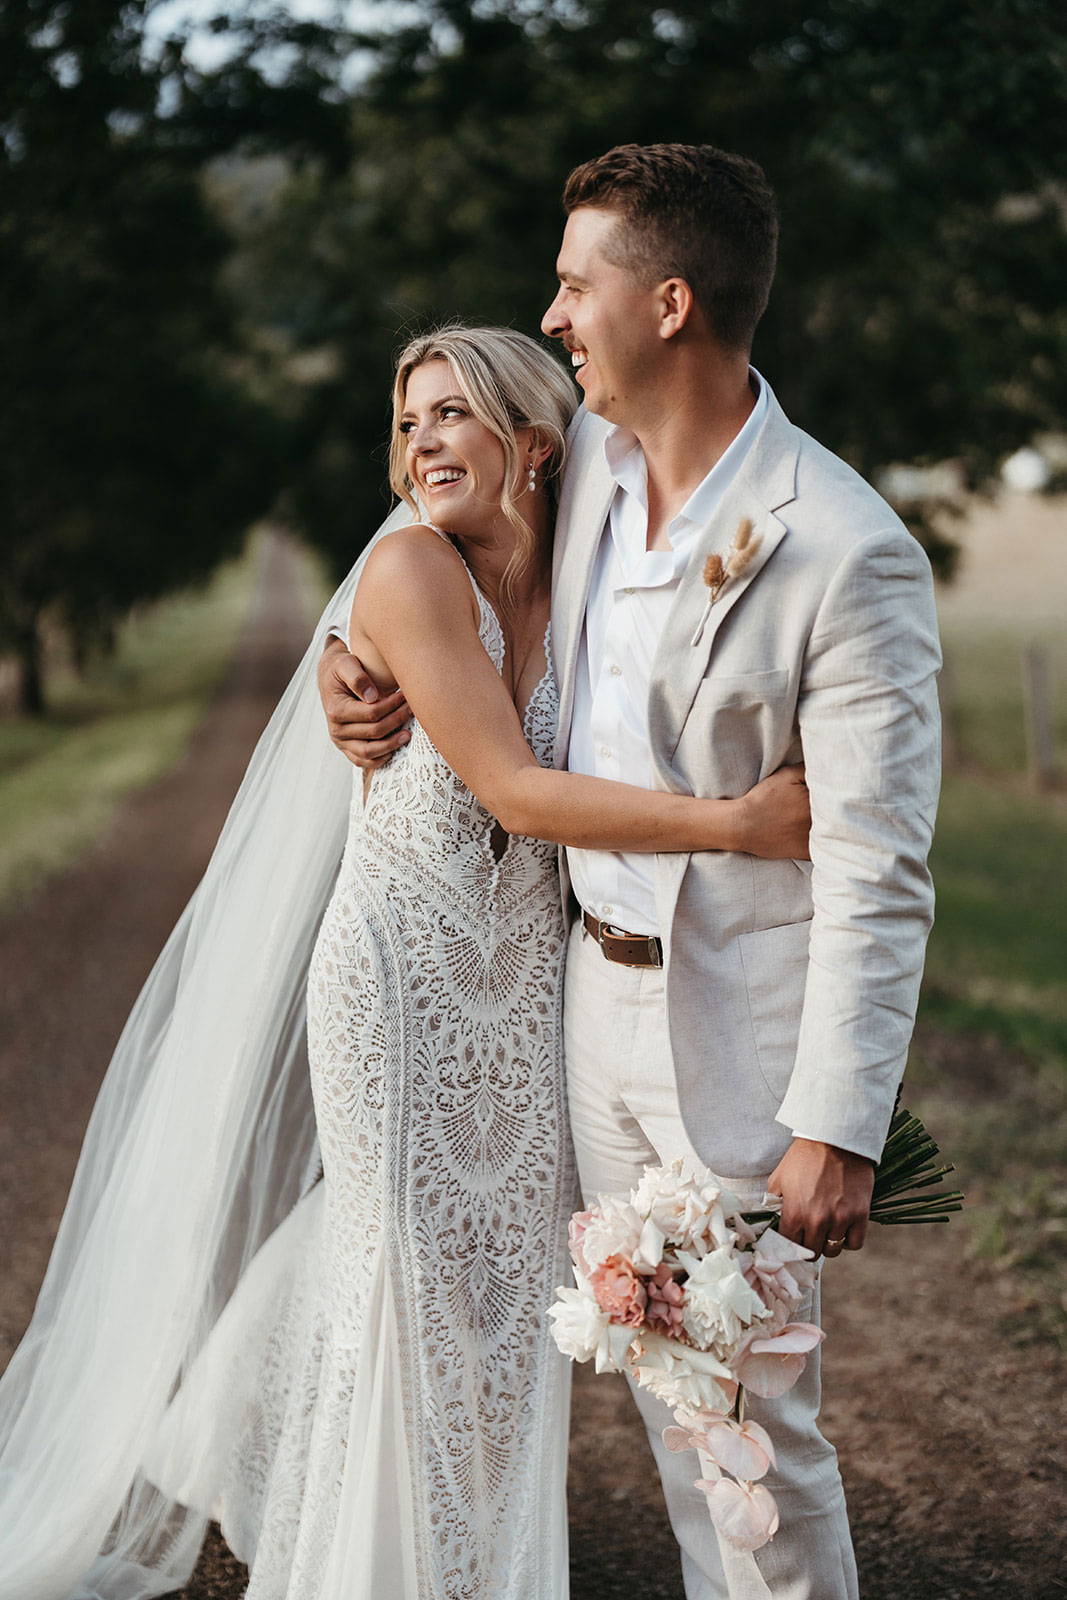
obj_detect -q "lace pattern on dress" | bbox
[223,541,573,1600]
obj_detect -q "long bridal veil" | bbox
[0,502,411,1600]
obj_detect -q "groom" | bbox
[319,143,941,1598]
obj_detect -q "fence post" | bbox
[937,653,960,773]
[1022,645,1056,790]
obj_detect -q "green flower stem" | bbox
[742,1109,964,1234]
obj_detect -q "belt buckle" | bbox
[646,935,663,970]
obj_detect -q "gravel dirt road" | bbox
[2,531,1063,1599]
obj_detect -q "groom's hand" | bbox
[767,1138,875,1259]
[318,636,411,769]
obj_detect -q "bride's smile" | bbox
[400,360,513,536]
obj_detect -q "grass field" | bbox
[911,773,1067,1330]
[0,539,263,911]
[920,492,1067,1050]
[936,488,1067,778]
[908,492,1067,1340]
[923,776,1067,1053]
[940,622,1067,777]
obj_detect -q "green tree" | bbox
[0,1,293,712]
[234,0,1066,577]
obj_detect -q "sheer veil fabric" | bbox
[0,503,414,1600]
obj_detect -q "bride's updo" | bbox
[389,324,578,609]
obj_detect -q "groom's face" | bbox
[541,207,662,427]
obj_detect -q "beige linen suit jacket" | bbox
[551,383,942,1179]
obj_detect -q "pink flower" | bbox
[663,1411,776,1482]
[696,1476,780,1551]
[662,1408,711,1455]
[732,1322,824,1399]
[646,1260,687,1337]
[587,1253,648,1327]
[743,1228,819,1332]
[701,1418,776,1481]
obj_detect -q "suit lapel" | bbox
[551,413,615,768]
[648,392,800,766]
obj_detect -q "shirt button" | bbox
[610,664,623,677]
[623,587,636,595]
[603,904,614,917]
[599,745,613,758]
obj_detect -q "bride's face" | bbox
[399,360,510,534]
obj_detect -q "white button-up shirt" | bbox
[566,372,768,935]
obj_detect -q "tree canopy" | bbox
[244,0,1065,575]
[3,0,1064,707]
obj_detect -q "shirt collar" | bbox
[602,424,646,503]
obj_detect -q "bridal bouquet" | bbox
[549,1110,962,1553]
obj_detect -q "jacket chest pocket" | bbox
[699,667,791,705]
[679,668,794,794]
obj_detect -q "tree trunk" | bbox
[70,624,89,680]
[16,619,45,716]
[1022,644,1056,790]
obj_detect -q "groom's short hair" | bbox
[562,142,778,352]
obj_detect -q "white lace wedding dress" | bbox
[144,538,575,1599]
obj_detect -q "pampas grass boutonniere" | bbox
[702,552,725,595]
[725,516,762,583]
[703,518,763,604]
[692,518,765,646]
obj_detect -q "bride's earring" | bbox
[527,462,537,494]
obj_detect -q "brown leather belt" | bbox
[581,909,663,969]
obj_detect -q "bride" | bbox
[0,325,810,1600]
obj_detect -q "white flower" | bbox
[580,1193,644,1270]
[630,1330,736,1414]
[718,1188,758,1243]
[676,1246,770,1357]
[548,1276,606,1362]
[631,1159,732,1254]
[632,1215,667,1272]
[743,1226,819,1330]
[548,1273,634,1373]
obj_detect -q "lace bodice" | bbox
[355,542,557,906]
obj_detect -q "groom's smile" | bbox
[541,205,661,427]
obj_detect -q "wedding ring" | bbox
[826,1238,845,1248]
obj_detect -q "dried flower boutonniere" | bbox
[691,517,764,646]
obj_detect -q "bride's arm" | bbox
[352,528,806,856]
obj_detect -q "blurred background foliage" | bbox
[2,0,1065,711]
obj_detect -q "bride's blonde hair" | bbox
[389,324,577,612]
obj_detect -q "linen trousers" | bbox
[563,918,859,1600]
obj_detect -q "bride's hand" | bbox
[733,764,810,859]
